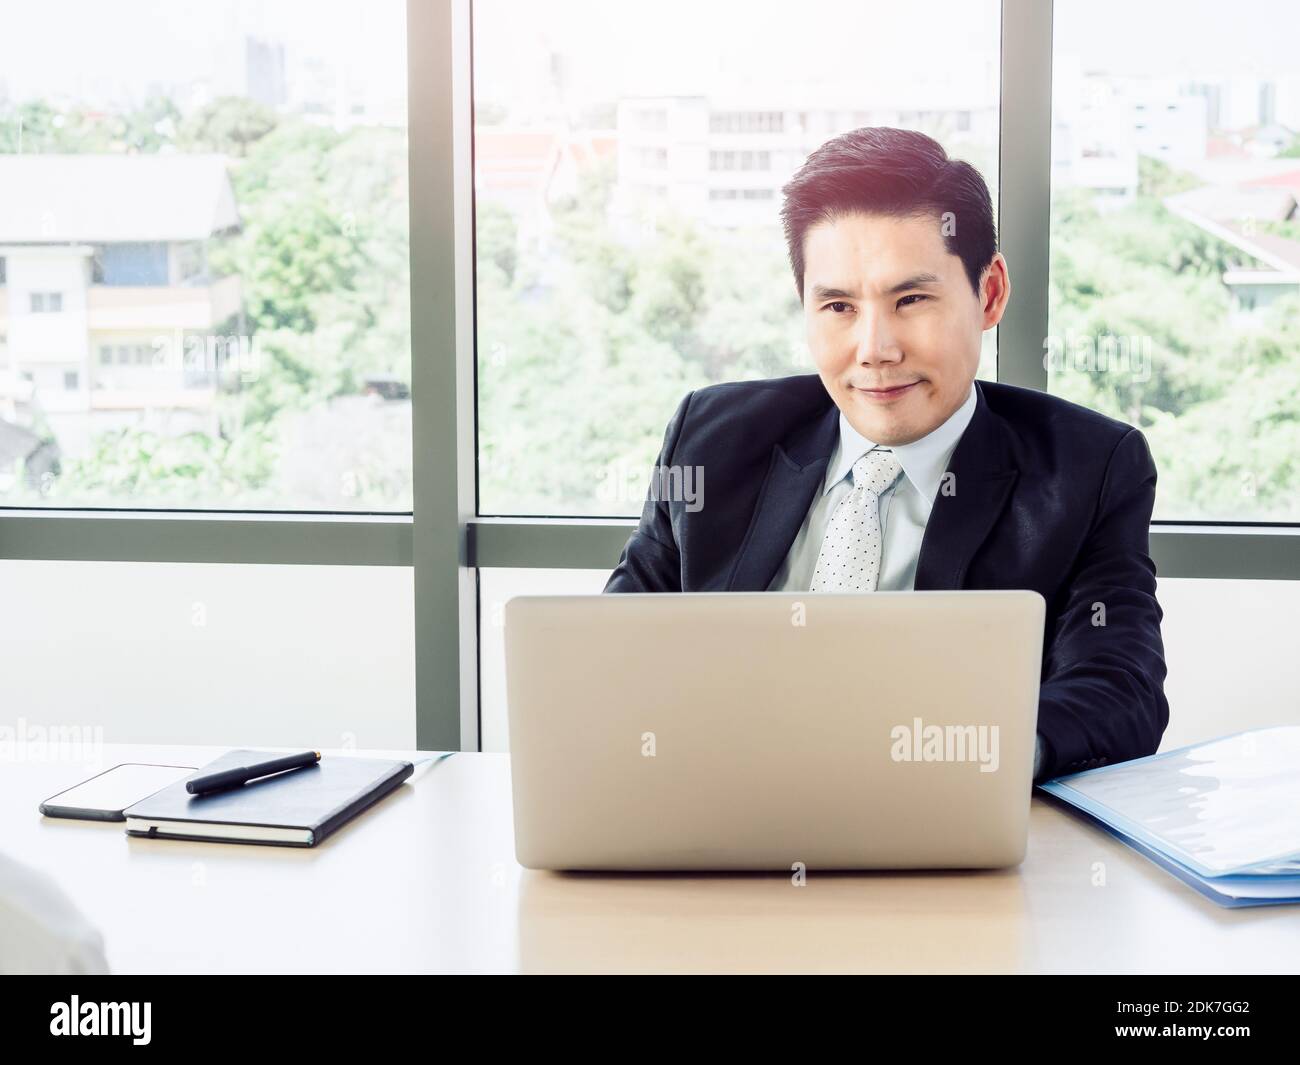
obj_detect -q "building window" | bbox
[635,108,667,132]
[173,241,207,285]
[635,146,668,169]
[97,242,171,286]
[709,111,784,134]
[64,370,79,390]
[708,149,770,171]
[30,291,64,313]
[99,345,114,365]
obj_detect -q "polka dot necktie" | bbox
[810,448,904,592]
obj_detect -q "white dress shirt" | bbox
[767,380,978,593]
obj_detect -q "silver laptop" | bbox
[505,590,1044,871]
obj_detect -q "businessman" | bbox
[604,126,1169,783]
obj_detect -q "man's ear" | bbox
[981,254,1011,328]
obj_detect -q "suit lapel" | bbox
[914,381,1019,590]
[727,380,1019,593]
[726,400,839,591]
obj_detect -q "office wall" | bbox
[1154,577,1300,749]
[0,560,415,750]
[1,562,1295,755]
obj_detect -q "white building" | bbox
[1053,62,1210,205]
[0,154,243,459]
[611,88,998,239]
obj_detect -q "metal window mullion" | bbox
[996,0,1054,391]
[0,512,412,566]
[410,0,478,752]
[466,518,1300,581]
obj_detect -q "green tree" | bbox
[180,96,278,157]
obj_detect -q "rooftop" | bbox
[0,154,241,243]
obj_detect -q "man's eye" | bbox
[898,294,928,308]
[825,301,851,313]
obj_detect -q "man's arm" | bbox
[603,391,695,594]
[1034,428,1170,781]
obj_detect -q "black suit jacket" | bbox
[603,373,1170,782]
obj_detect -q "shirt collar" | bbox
[823,380,978,505]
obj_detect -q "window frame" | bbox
[0,0,1296,758]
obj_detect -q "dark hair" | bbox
[779,126,997,303]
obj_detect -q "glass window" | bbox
[1049,0,1300,521]
[0,0,411,511]
[97,242,170,286]
[472,0,1001,517]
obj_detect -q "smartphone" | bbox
[39,763,198,821]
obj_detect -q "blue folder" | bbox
[1037,726,1300,908]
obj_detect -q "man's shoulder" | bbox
[686,373,830,418]
[673,374,831,449]
[978,379,1138,450]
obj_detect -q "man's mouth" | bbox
[850,381,921,400]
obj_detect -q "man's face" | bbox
[802,211,1009,446]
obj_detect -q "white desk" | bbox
[4,743,1297,974]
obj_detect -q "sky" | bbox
[1,0,1295,117]
[473,0,999,104]
[0,0,405,108]
[471,0,1300,94]
[1053,0,1300,78]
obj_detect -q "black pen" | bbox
[186,751,321,795]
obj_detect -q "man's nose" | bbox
[855,309,903,364]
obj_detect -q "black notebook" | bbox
[123,749,414,847]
